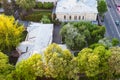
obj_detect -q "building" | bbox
[16,22,53,62]
[55,0,98,22]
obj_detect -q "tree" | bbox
[112,38,119,46]
[44,43,79,80]
[77,46,111,79]
[41,15,51,24]
[97,0,107,16]
[0,52,14,80]
[43,2,54,9]
[108,47,120,79]
[0,14,24,54]
[60,22,105,50]
[36,2,43,9]
[12,54,44,80]
[98,38,112,48]
[2,0,13,15]
[16,0,36,10]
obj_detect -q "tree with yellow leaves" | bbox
[44,43,79,80]
[0,14,24,54]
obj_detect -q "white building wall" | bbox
[56,13,97,22]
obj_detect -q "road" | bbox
[104,0,120,40]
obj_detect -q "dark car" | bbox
[108,4,111,8]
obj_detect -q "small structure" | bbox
[55,0,98,22]
[16,22,53,62]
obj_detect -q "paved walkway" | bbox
[52,24,62,44]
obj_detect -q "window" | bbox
[64,15,66,19]
[74,16,77,20]
[79,16,81,20]
[69,16,71,20]
[82,16,84,20]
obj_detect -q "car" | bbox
[115,20,120,26]
[108,4,111,8]
[117,6,120,12]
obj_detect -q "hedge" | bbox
[36,2,43,9]
[35,2,54,9]
[21,12,52,22]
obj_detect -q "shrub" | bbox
[43,2,54,9]
[41,15,51,23]
[112,38,119,46]
[36,2,43,9]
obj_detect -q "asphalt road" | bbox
[104,0,120,40]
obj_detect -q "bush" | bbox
[112,38,119,46]
[43,2,54,9]
[36,2,43,9]
[41,15,51,23]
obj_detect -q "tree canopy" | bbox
[0,43,120,80]
[44,43,79,80]
[11,54,44,80]
[108,47,120,79]
[0,52,14,80]
[97,0,107,16]
[60,21,105,50]
[16,0,36,10]
[77,45,111,79]
[0,14,24,54]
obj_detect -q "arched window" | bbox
[69,16,71,20]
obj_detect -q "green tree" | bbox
[112,38,119,46]
[0,14,24,54]
[0,52,14,80]
[12,54,44,80]
[43,2,54,9]
[41,15,51,24]
[36,2,43,9]
[108,47,120,79]
[98,38,112,48]
[97,0,107,16]
[44,43,79,80]
[77,46,111,79]
[16,0,36,10]
[60,22,105,50]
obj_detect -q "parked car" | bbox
[117,6,120,12]
[108,4,111,8]
[115,20,120,26]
